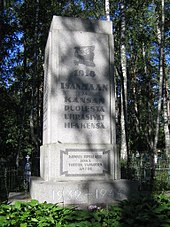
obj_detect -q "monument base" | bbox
[30,177,139,206]
[40,143,119,181]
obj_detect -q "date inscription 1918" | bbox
[72,69,96,77]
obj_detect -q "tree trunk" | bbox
[120,88,127,159]
[30,0,40,152]
[163,73,170,157]
[105,0,110,21]
[142,43,154,150]
[153,0,165,154]
[151,0,165,185]
[120,0,128,160]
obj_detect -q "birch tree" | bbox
[105,0,110,21]
[120,0,128,160]
[162,1,170,157]
[163,74,170,157]
[153,0,165,156]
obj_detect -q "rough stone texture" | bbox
[8,192,31,204]
[30,178,139,206]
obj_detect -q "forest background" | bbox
[0,0,169,179]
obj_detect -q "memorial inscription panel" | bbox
[52,31,111,144]
[60,149,110,176]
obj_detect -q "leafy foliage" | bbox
[119,194,170,227]
[0,0,169,179]
[0,195,170,226]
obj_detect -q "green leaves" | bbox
[0,195,169,226]
[119,194,170,226]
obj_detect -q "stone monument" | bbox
[30,16,137,206]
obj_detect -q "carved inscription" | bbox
[60,149,110,176]
[61,46,109,130]
[52,188,126,202]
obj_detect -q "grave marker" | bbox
[30,16,137,206]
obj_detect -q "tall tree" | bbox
[153,0,164,156]
[120,0,128,160]
[105,0,110,21]
[162,0,170,157]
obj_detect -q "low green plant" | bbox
[153,170,169,192]
[0,194,169,226]
[119,194,170,227]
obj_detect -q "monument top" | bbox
[50,16,113,34]
[43,15,114,145]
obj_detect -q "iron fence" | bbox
[0,167,24,193]
[121,155,170,191]
[0,155,37,201]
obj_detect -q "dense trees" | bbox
[0,1,169,172]
[112,0,170,160]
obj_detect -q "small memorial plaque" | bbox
[60,149,110,176]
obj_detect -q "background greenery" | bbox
[0,2,170,225]
[0,0,169,185]
[0,194,170,226]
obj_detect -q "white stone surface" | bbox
[43,16,115,145]
[30,16,120,205]
[30,178,139,206]
[50,16,113,34]
[40,143,117,181]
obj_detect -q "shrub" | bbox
[0,194,169,226]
